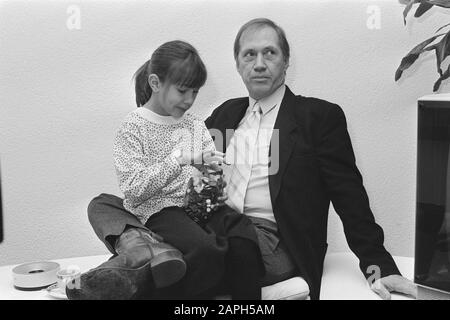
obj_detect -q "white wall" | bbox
[0,0,447,266]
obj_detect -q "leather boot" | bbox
[66,228,186,300]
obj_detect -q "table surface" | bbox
[0,252,415,300]
[320,252,414,300]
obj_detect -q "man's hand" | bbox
[370,275,418,300]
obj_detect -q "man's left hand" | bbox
[370,275,418,300]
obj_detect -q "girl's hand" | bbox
[202,150,225,170]
[174,149,225,169]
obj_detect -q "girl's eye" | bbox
[177,89,187,94]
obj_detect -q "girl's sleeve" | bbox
[201,120,216,154]
[114,125,181,206]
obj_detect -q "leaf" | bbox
[433,64,450,91]
[415,1,434,16]
[426,0,450,8]
[403,0,420,24]
[425,31,450,75]
[436,22,450,34]
[395,33,445,80]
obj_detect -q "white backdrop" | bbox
[1,0,447,265]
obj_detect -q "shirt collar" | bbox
[248,84,286,116]
[135,107,183,125]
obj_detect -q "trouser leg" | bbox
[248,216,297,287]
[66,195,187,300]
[203,206,265,299]
[225,237,262,300]
[145,206,228,298]
[87,193,149,253]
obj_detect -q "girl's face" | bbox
[154,82,199,118]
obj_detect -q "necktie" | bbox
[225,102,262,213]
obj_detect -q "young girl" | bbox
[114,40,264,299]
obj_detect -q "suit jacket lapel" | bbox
[269,86,300,205]
[222,98,249,150]
[217,88,299,205]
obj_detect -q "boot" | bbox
[66,228,186,300]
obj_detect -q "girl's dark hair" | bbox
[133,40,207,107]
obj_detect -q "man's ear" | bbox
[148,74,161,92]
[284,59,290,74]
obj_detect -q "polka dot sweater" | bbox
[114,107,215,225]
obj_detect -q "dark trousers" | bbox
[87,193,264,299]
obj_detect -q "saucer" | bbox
[45,283,67,299]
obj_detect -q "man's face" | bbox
[236,26,289,100]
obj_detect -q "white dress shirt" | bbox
[225,85,286,223]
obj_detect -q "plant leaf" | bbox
[426,0,450,8]
[415,1,434,17]
[425,31,450,75]
[403,0,420,24]
[395,33,445,80]
[433,64,450,91]
[436,22,450,33]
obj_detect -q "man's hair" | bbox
[233,18,290,62]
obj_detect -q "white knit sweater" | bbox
[113,107,215,225]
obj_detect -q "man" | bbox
[204,18,416,300]
[71,18,417,300]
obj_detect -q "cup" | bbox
[56,265,81,292]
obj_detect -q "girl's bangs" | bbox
[167,56,206,89]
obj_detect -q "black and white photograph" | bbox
[0,0,449,308]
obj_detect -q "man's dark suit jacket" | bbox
[205,86,401,300]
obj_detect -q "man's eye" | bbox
[177,89,187,94]
[244,51,255,57]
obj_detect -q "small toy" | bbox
[183,165,226,226]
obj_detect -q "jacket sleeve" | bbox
[114,127,181,207]
[205,105,220,130]
[315,103,401,280]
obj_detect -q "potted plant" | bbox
[396,0,450,91]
